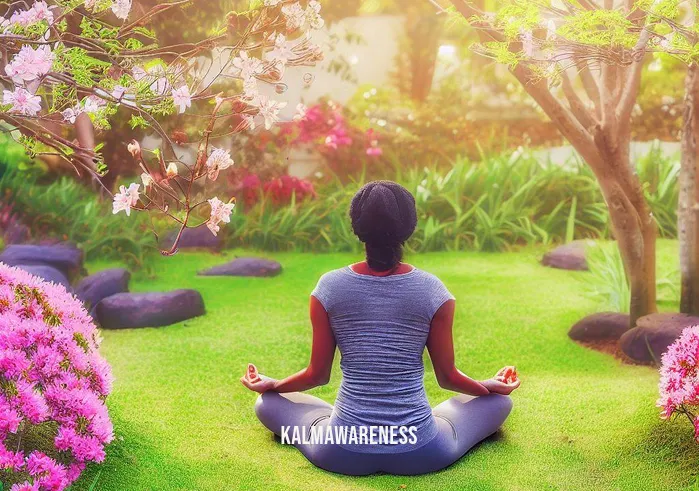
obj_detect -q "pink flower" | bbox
[206,197,235,236]
[111,0,132,20]
[133,66,170,95]
[232,51,264,81]
[205,148,234,181]
[658,325,699,442]
[29,1,54,25]
[172,85,192,114]
[366,128,382,156]
[3,87,42,116]
[6,45,54,83]
[293,103,307,122]
[0,407,21,434]
[61,105,82,124]
[10,482,39,491]
[282,2,305,30]
[306,0,324,30]
[254,95,287,130]
[242,114,256,130]
[0,265,113,490]
[520,29,534,57]
[0,442,25,471]
[8,2,54,27]
[112,183,140,216]
[111,85,127,100]
[268,33,296,63]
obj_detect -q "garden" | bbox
[1,0,699,490]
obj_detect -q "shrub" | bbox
[226,147,680,253]
[0,169,155,271]
[658,325,699,443]
[0,264,113,490]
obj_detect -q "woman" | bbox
[241,181,520,475]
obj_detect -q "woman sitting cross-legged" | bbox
[241,180,520,476]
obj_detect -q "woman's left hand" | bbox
[241,364,278,393]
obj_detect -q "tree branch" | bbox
[575,59,602,119]
[560,69,598,130]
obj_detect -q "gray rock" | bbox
[0,244,83,276]
[161,227,221,251]
[15,264,71,289]
[95,290,205,329]
[198,257,282,277]
[541,241,588,271]
[620,312,699,364]
[568,312,631,341]
[75,268,130,309]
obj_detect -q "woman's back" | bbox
[312,266,454,453]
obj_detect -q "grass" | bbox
[74,239,699,491]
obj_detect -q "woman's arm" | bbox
[241,295,336,393]
[426,300,490,396]
[427,300,521,396]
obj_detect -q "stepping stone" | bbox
[541,241,588,271]
[76,268,130,309]
[95,290,205,329]
[0,244,83,276]
[620,312,699,364]
[161,227,221,251]
[198,257,282,277]
[16,264,71,290]
[568,312,631,342]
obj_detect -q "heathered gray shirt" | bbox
[311,266,455,453]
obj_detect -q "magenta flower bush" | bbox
[658,325,699,442]
[0,264,113,490]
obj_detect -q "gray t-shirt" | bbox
[311,266,454,453]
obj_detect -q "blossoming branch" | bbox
[0,0,324,254]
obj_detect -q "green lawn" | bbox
[75,240,699,490]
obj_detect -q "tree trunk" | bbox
[680,63,699,314]
[406,12,443,102]
[594,161,658,326]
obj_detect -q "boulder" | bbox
[75,268,130,309]
[16,264,71,289]
[620,313,699,364]
[0,244,83,276]
[95,290,205,329]
[568,312,631,342]
[541,241,588,271]
[161,227,221,251]
[198,257,282,277]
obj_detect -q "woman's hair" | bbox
[349,180,417,271]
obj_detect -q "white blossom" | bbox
[112,183,140,216]
[254,95,287,130]
[111,0,132,20]
[205,147,234,181]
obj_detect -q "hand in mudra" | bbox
[481,366,520,395]
[240,363,277,393]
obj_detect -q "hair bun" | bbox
[350,181,417,246]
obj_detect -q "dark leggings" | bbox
[254,392,513,476]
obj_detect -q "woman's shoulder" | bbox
[411,267,443,283]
